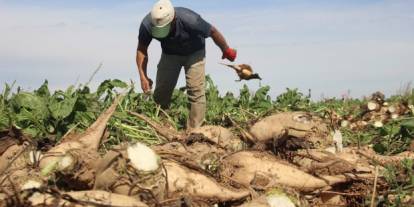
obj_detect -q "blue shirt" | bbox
[139,7,212,56]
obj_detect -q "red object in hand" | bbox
[222,48,237,62]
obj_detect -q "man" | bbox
[136,0,237,130]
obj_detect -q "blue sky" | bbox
[1,0,413,98]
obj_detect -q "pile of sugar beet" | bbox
[1,95,414,207]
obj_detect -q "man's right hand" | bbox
[140,77,153,93]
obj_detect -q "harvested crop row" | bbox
[1,87,413,207]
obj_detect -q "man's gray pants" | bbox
[153,49,206,130]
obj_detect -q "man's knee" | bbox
[186,75,205,102]
[187,84,205,103]
[188,92,205,104]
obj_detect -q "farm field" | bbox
[1,78,414,207]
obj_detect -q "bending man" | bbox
[136,0,237,129]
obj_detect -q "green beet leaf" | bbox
[49,92,78,120]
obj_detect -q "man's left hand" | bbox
[222,48,237,62]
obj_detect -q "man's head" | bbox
[151,0,175,39]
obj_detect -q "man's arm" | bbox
[210,26,237,62]
[184,10,236,61]
[136,42,153,93]
[210,26,229,52]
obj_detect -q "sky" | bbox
[0,0,413,99]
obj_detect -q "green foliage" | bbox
[311,98,363,118]
[401,118,414,136]
[1,77,414,205]
[203,76,273,125]
[381,159,414,206]
[0,79,129,139]
[371,119,414,155]
[0,83,13,129]
[35,80,51,98]
[97,79,128,98]
[275,88,310,111]
[49,88,77,120]
[0,113,8,130]
[389,86,414,105]
[11,91,51,136]
[12,92,49,119]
